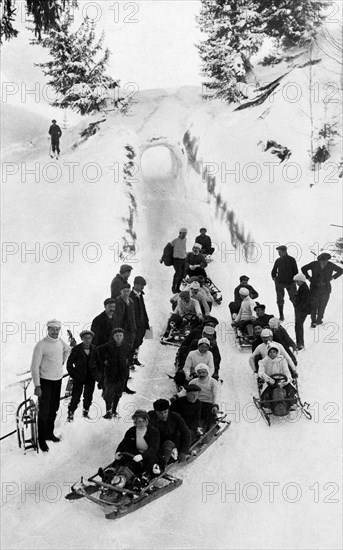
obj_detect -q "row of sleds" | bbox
[65,415,231,520]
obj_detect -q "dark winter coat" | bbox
[130,290,149,337]
[177,326,214,367]
[195,234,212,255]
[170,397,202,432]
[160,242,174,266]
[234,284,259,303]
[114,296,136,334]
[185,252,207,272]
[92,340,131,384]
[66,343,95,384]
[148,410,191,455]
[49,124,62,139]
[294,283,311,315]
[117,424,160,461]
[91,311,120,347]
[271,255,298,284]
[272,328,297,366]
[301,260,343,294]
[253,313,274,328]
[252,336,263,352]
[111,273,129,299]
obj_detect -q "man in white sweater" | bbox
[30,319,70,452]
[231,287,256,334]
[188,363,220,431]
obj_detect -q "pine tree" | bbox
[35,16,126,116]
[197,0,328,103]
[0,0,78,43]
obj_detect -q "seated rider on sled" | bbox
[258,346,297,411]
[231,287,256,338]
[99,409,161,492]
[163,290,203,340]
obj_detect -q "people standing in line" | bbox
[48,119,62,159]
[293,273,311,349]
[30,319,70,452]
[170,228,188,293]
[130,276,150,366]
[301,252,343,327]
[92,327,134,419]
[114,284,136,349]
[271,245,298,321]
[111,264,133,299]
[66,330,96,421]
[91,298,119,347]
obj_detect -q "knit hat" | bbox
[261,328,272,337]
[239,287,250,296]
[134,276,146,285]
[119,264,133,274]
[153,399,170,411]
[179,227,187,233]
[190,281,201,289]
[80,330,94,339]
[112,327,124,335]
[198,337,210,347]
[276,245,287,251]
[293,273,307,282]
[179,290,190,299]
[47,319,61,328]
[104,298,116,306]
[132,409,149,420]
[193,243,202,249]
[239,275,249,282]
[203,326,215,335]
[317,252,331,261]
[195,363,209,374]
[268,318,280,329]
[186,384,201,392]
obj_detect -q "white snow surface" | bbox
[1,24,343,550]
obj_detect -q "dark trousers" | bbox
[186,267,207,278]
[200,401,217,432]
[103,379,125,413]
[261,383,297,405]
[68,378,95,413]
[38,378,62,442]
[275,281,297,306]
[172,258,185,293]
[229,301,240,315]
[310,288,330,323]
[295,310,308,347]
[51,138,60,154]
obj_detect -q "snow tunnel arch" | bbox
[139,139,186,181]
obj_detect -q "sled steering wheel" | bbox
[271,373,288,383]
[181,314,199,325]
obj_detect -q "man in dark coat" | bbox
[170,384,202,443]
[110,264,133,299]
[114,284,136,348]
[91,298,119,347]
[148,399,191,466]
[130,276,150,366]
[48,119,62,157]
[293,273,312,349]
[229,275,259,315]
[195,228,214,255]
[252,304,274,328]
[268,317,297,366]
[184,243,207,278]
[92,328,133,418]
[67,330,96,420]
[271,245,298,320]
[301,252,343,327]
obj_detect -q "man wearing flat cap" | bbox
[91,298,120,347]
[195,228,214,255]
[170,228,188,293]
[301,253,343,327]
[66,330,96,421]
[30,319,70,452]
[130,276,150,366]
[110,264,133,299]
[271,245,298,321]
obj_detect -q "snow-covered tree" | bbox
[35,16,126,116]
[0,0,78,43]
[197,0,328,103]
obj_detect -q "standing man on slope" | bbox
[48,119,62,159]
[170,228,188,293]
[271,245,298,321]
[30,319,70,452]
[111,264,133,299]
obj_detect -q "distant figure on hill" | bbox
[48,119,62,159]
